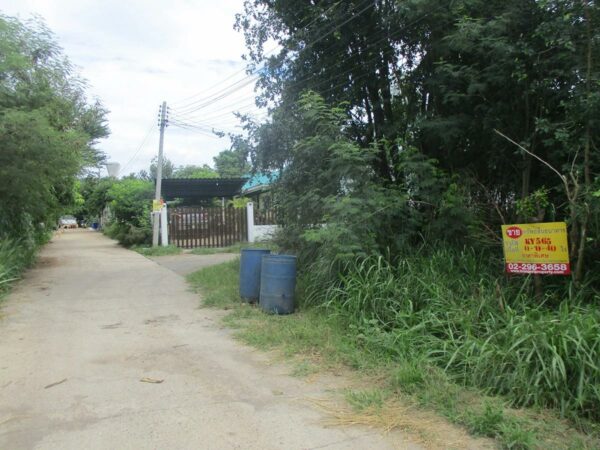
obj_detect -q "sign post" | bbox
[501,222,570,275]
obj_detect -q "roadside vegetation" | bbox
[188,2,600,447]
[190,241,277,255]
[188,259,600,449]
[0,240,37,299]
[0,15,109,294]
[132,245,182,257]
[76,153,251,248]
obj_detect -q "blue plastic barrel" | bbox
[259,255,297,314]
[239,248,271,302]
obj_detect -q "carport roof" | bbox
[160,178,248,200]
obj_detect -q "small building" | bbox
[161,178,248,205]
[242,172,278,210]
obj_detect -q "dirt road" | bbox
[0,230,420,449]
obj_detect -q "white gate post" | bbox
[160,204,168,247]
[246,202,255,243]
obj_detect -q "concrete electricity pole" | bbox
[152,101,167,247]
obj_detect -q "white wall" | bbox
[247,202,280,243]
[254,225,279,242]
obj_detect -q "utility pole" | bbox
[153,101,168,247]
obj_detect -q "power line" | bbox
[169,1,346,109]
[174,0,448,125]
[172,76,259,115]
[169,0,376,118]
[167,1,446,141]
[120,124,156,175]
[169,118,237,137]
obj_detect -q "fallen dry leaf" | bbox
[140,377,164,384]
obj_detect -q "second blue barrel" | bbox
[259,255,297,314]
[239,248,271,302]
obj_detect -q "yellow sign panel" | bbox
[501,222,570,275]
[152,199,164,212]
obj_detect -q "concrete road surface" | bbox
[0,230,422,450]
[148,252,239,277]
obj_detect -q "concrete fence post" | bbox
[247,202,255,243]
[160,204,169,247]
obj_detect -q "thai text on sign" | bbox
[501,222,570,275]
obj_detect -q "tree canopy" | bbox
[235,0,599,284]
[0,15,109,240]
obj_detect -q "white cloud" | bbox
[2,0,262,176]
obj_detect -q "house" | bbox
[241,172,278,210]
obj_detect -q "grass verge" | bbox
[132,245,182,256]
[190,241,278,255]
[187,259,600,450]
[0,238,38,302]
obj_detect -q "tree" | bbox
[104,178,153,246]
[0,15,109,240]
[173,164,218,178]
[236,0,599,286]
[76,177,115,222]
[214,144,251,177]
[149,157,175,179]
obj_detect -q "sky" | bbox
[2,0,265,177]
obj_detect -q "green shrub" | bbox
[102,178,153,247]
[104,222,151,247]
[0,239,37,295]
[316,248,600,421]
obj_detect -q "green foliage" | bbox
[149,157,175,179]
[187,258,240,308]
[75,177,115,223]
[0,14,108,242]
[188,259,600,448]
[516,189,550,221]
[132,245,182,256]
[0,238,38,297]
[316,250,600,421]
[190,241,277,255]
[228,196,251,208]
[173,163,218,179]
[233,0,600,432]
[213,147,250,177]
[344,389,386,411]
[107,179,153,227]
[238,0,599,286]
[272,92,480,280]
[103,179,153,246]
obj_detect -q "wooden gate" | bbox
[168,206,247,248]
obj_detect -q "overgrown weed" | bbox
[319,249,600,422]
[190,241,278,255]
[188,258,600,449]
[0,238,38,299]
[132,245,182,256]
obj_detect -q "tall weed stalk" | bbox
[313,248,600,421]
[0,239,37,295]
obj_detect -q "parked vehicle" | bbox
[58,215,78,229]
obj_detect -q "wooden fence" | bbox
[254,209,278,225]
[168,206,247,248]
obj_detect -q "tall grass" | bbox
[312,248,600,421]
[0,239,37,296]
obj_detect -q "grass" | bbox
[317,252,600,423]
[190,241,278,255]
[132,245,182,256]
[0,238,38,301]
[187,258,600,450]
